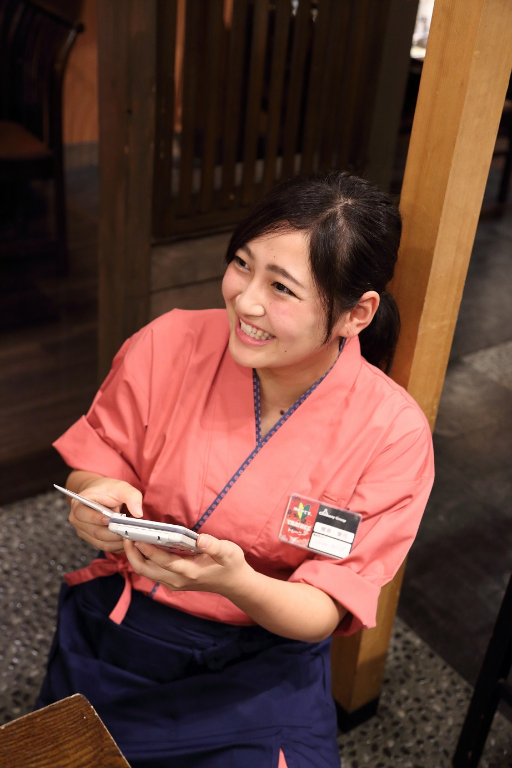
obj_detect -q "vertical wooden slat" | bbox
[220,0,249,208]
[365,0,419,192]
[300,0,333,175]
[334,0,372,171]
[317,1,351,170]
[153,0,177,237]
[280,0,311,179]
[241,0,269,206]
[178,0,202,217]
[331,0,512,726]
[173,0,186,134]
[261,0,291,191]
[25,10,39,131]
[345,0,390,172]
[97,0,156,377]
[199,0,224,213]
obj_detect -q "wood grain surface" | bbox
[0,695,129,767]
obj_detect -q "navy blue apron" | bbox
[36,574,340,767]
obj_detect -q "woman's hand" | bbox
[124,533,346,642]
[66,471,144,554]
[123,534,254,596]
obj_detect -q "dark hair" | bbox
[226,172,401,373]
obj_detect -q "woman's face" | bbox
[222,230,342,380]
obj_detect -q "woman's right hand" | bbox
[65,471,144,553]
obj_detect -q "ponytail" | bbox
[358,291,400,374]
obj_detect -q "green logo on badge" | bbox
[295,502,310,521]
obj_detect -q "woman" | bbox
[37,172,434,767]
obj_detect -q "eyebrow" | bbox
[240,244,306,290]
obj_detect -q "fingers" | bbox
[69,499,125,552]
[124,541,192,587]
[69,479,144,519]
[75,527,123,553]
[70,499,105,525]
[197,534,239,565]
[117,483,144,518]
[124,536,245,595]
[67,477,145,552]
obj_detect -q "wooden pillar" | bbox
[97,1,156,378]
[332,0,512,729]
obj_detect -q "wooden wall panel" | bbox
[63,0,98,146]
[151,232,230,292]
[154,0,409,239]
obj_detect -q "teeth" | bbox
[240,319,274,341]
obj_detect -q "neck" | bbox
[256,340,341,412]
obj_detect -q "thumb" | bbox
[121,484,144,518]
[196,534,227,561]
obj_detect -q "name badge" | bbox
[279,494,361,560]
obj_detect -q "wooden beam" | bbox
[332,562,406,729]
[332,0,512,725]
[393,0,512,424]
[97,1,156,379]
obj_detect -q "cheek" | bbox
[221,267,237,304]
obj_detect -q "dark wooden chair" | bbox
[452,572,512,767]
[0,0,84,275]
[0,694,130,767]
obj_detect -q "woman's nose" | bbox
[235,279,265,316]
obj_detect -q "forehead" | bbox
[244,230,310,267]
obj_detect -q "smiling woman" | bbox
[223,231,342,390]
[36,172,434,768]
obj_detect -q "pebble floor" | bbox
[1,491,511,767]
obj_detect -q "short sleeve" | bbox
[288,409,434,636]
[53,331,151,490]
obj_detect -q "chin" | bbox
[228,334,253,368]
[229,335,275,370]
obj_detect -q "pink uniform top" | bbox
[54,309,434,636]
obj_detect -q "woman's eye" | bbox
[234,256,248,269]
[274,282,295,297]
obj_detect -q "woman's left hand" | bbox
[123,534,253,596]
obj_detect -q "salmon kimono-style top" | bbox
[54,309,434,636]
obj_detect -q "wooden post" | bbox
[332,0,512,729]
[97,1,156,378]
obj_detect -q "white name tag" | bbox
[279,494,361,560]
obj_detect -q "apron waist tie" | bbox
[65,554,135,624]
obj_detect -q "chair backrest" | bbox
[0,0,83,148]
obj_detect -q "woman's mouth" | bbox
[240,319,274,340]
[236,318,275,346]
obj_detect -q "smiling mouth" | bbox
[239,319,275,341]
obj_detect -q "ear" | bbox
[334,291,380,338]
